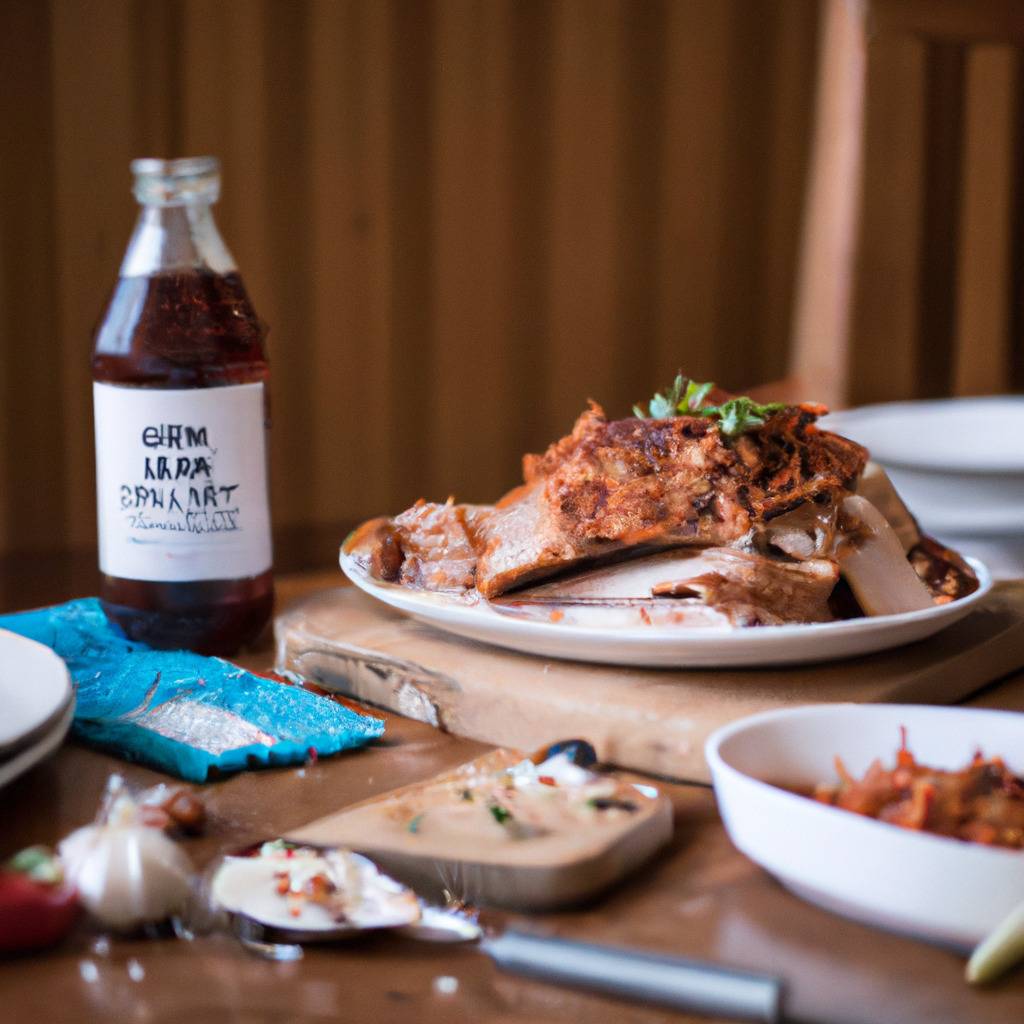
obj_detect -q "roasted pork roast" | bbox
[344,394,977,624]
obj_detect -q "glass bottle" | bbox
[92,156,273,654]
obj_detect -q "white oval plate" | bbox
[0,628,73,757]
[822,397,1024,474]
[706,704,1024,950]
[340,550,993,668]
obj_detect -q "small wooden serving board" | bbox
[287,748,673,910]
[275,583,1024,784]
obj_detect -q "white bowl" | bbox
[822,398,1024,536]
[706,704,1024,950]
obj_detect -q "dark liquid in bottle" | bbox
[93,268,273,654]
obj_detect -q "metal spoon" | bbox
[214,848,782,1022]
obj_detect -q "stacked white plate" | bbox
[822,396,1024,578]
[0,629,74,788]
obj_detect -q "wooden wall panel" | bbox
[50,1,139,551]
[849,30,927,406]
[954,46,1016,395]
[544,0,625,439]
[654,1,733,388]
[0,1,60,552]
[432,0,519,500]
[0,0,823,561]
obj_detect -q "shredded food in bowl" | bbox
[812,729,1024,849]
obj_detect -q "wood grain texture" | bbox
[5,0,1022,568]
[0,0,820,561]
[797,0,1024,407]
[275,583,1024,785]
[955,46,1016,394]
[289,747,674,910]
[848,19,928,405]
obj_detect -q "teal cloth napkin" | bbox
[0,598,383,782]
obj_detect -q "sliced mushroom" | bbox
[835,496,934,616]
[855,462,921,553]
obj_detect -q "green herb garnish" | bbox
[633,375,785,438]
[633,373,715,419]
[407,813,425,834]
[488,803,513,825]
[701,397,786,438]
[682,378,714,413]
[633,374,712,419]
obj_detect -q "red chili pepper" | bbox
[538,776,557,787]
[0,865,79,953]
[307,747,319,765]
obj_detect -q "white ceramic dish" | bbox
[0,697,75,789]
[822,398,1024,536]
[340,550,993,668]
[0,628,73,756]
[706,704,1024,950]
[822,397,1024,473]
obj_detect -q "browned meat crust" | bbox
[474,401,866,597]
[346,502,490,591]
[348,401,868,598]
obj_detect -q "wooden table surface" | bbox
[5,570,1024,1024]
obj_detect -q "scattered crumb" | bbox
[79,960,99,984]
[675,894,715,918]
[433,975,459,996]
[296,769,306,779]
[91,936,110,956]
[127,959,145,983]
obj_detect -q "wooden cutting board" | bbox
[274,582,1024,784]
[287,747,673,910]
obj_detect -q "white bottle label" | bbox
[93,381,272,582]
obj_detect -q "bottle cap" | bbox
[131,156,221,207]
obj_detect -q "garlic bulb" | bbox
[59,821,193,931]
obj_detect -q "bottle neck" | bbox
[119,203,236,278]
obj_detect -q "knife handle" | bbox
[482,928,782,1023]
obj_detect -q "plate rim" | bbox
[0,627,74,754]
[340,548,993,648]
[339,552,995,671]
[0,696,75,790]
[822,397,1024,475]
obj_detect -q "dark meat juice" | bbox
[92,158,273,654]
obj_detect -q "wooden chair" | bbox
[779,0,1024,408]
